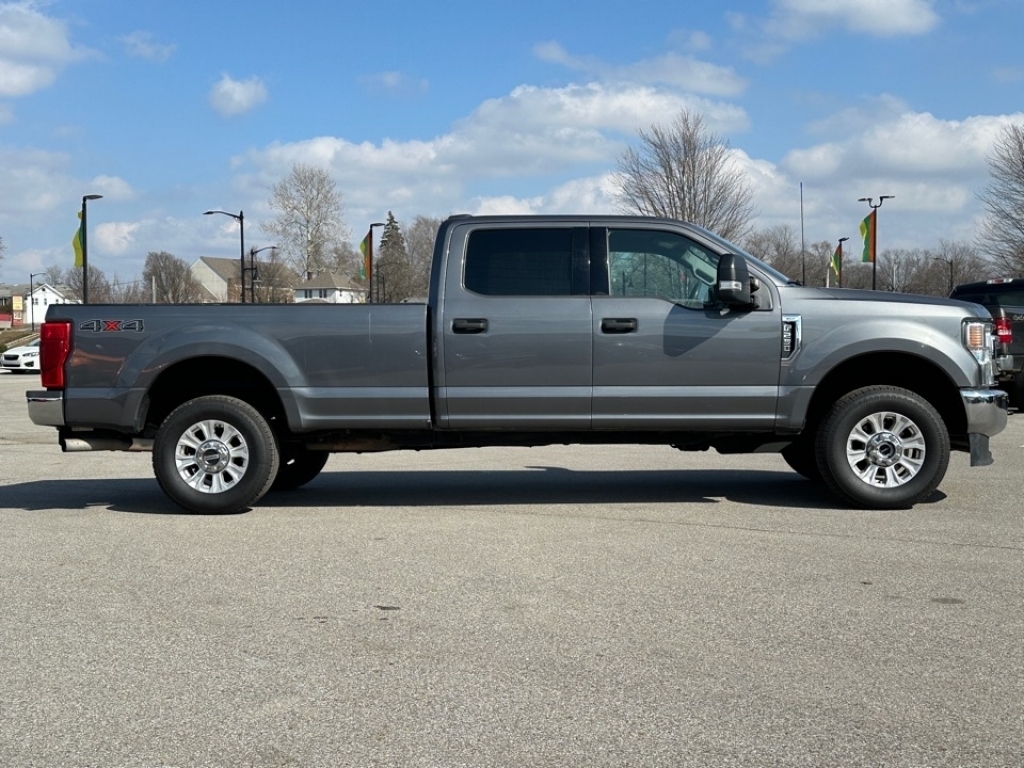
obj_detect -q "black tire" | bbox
[1013,369,1024,411]
[152,395,279,514]
[270,446,329,491]
[815,386,949,510]
[781,438,822,481]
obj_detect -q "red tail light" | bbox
[40,321,71,388]
[995,317,1012,345]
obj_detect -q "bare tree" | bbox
[403,215,442,300]
[876,249,931,293]
[43,264,65,287]
[63,264,112,303]
[262,163,350,278]
[142,251,203,303]
[978,123,1024,275]
[614,109,756,241]
[0,233,5,267]
[252,248,297,304]
[743,224,800,277]
[110,275,149,303]
[805,240,835,287]
[328,241,361,282]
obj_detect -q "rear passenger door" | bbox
[437,223,593,429]
[591,226,782,430]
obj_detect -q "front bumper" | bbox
[961,387,1009,467]
[27,390,64,427]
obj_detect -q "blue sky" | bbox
[1,0,1022,284]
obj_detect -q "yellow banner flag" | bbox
[72,211,84,267]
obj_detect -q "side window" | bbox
[608,229,719,308]
[465,228,574,296]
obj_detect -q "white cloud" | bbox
[471,174,620,217]
[208,74,268,117]
[737,0,940,61]
[0,145,71,215]
[119,31,175,62]
[785,105,1022,184]
[358,71,428,97]
[0,1,94,97]
[235,80,752,231]
[534,41,746,96]
[94,221,139,255]
[771,0,940,38]
[90,175,134,201]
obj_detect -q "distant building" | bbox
[189,256,241,303]
[0,284,13,328]
[293,272,367,304]
[5,283,75,327]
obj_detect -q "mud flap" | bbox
[969,433,993,467]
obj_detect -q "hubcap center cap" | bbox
[197,440,230,473]
[866,432,902,467]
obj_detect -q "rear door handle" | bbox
[601,317,638,334]
[452,318,488,334]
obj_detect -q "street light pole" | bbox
[28,272,45,331]
[248,246,278,303]
[364,221,385,303]
[80,194,103,304]
[857,195,894,291]
[204,210,245,303]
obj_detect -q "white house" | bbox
[293,272,367,304]
[23,283,74,327]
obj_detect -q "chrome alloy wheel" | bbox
[845,410,926,487]
[174,418,250,493]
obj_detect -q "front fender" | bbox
[783,318,977,390]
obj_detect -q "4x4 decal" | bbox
[79,319,145,332]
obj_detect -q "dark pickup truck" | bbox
[950,278,1023,406]
[28,215,1008,513]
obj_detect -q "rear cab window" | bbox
[464,228,583,296]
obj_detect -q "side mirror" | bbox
[717,253,752,307]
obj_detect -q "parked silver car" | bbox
[1,338,41,373]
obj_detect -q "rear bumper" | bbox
[961,387,1009,467]
[27,390,64,427]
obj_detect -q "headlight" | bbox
[963,320,995,383]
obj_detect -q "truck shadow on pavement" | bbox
[0,466,943,514]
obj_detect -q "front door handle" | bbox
[452,318,488,334]
[601,317,638,334]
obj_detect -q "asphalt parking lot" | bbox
[1,370,1022,768]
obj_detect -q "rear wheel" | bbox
[153,395,279,514]
[815,386,949,510]
[271,445,329,491]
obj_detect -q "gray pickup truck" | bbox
[28,214,1007,513]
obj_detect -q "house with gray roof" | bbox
[293,272,367,304]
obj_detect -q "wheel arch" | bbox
[142,356,294,437]
[800,351,967,440]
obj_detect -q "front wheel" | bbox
[815,386,949,510]
[153,395,279,514]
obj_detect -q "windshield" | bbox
[686,223,795,285]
